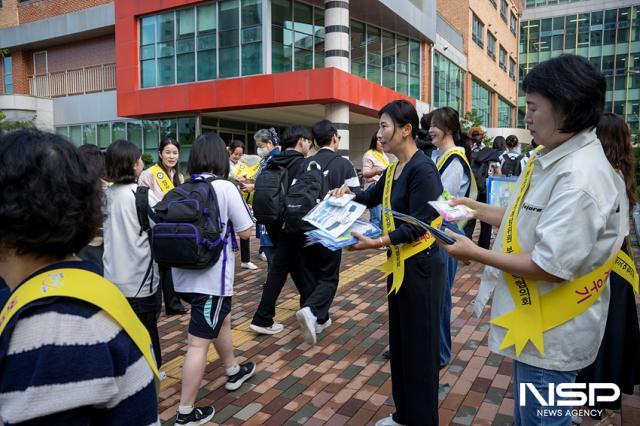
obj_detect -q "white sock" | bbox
[178,405,193,415]
[226,364,240,376]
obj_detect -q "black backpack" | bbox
[284,155,339,233]
[501,153,524,177]
[252,160,288,226]
[151,175,227,269]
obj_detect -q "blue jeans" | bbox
[513,360,579,426]
[369,204,382,231]
[439,221,464,366]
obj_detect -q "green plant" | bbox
[0,111,36,135]
[141,153,155,168]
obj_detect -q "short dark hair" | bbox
[312,120,338,148]
[492,136,506,151]
[522,54,605,133]
[105,140,141,184]
[282,125,312,150]
[228,139,245,153]
[505,135,519,148]
[0,129,103,259]
[187,131,230,178]
[378,100,420,139]
[78,144,106,181]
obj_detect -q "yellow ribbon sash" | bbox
[435,146,478,201]
[493,146,638,357]
[0,268,160,388]
[149,164,174,194]
[378,162,443,294]
[369,149,390,168]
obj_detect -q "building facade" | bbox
[519,0,640,133]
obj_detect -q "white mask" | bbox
[257,147,268,158]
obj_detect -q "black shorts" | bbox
[179,293,231,340]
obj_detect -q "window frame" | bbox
[472,14,484,48]
[487,32,496,60]
[500,0,508,23]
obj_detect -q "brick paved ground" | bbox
[157,235,640,426]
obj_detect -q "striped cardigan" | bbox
[0,261,159,425]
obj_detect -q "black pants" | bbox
[252,233,308,327]
[300,244,341,324]
[388,249,444,425]
[160,265,184,313]
[128,291,162,367]
[463,192,492,249]
[240,237,251,263]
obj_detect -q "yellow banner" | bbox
[378,162,443,294]
[149,164,174,194]
[0,268,160,388]
[435,146,478,201]
[492,146,639,356]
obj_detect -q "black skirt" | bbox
[576,242,640,410]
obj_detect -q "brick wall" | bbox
[17,0,111,24]
[0,0,19,28]
[10,49,32,95]
[422,41,432,105]
[45,35,115,73]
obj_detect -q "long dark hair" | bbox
[78,144,106,180]
[597,112,636,205]
[368,131,379,151]
[430,107,471,161]
[157,137,181,187]
[187,131,230,178]
[378,100,420,141]
[106,140,141,184]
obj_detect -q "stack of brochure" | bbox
[305,220,382,251]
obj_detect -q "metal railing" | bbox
[28,63,116,98]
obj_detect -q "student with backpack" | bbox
[429,107,478,369]
[250,125,313,335]
[138,137,187,315]
[161,132,256,426]
[103,140,163,367]
[293,120,360,345]
[0,129,159,425]
[499,135,526,177]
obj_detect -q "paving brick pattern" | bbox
[157,237,640,425]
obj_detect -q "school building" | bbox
[0,0,521,166]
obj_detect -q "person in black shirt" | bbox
[295,120,360,346]
[250,126,313,335]
[330,100,445,426]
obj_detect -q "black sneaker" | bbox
[174,406,215,426]
[225,362,256,391]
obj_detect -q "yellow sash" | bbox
[435,146,478,201]
[0,268,160,388]
[369,149,390,168]
[149,164,174,194]
[493,146,639,357]
[378,162,443,294]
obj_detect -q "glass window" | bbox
[159,119,177,140]
[472,14,484,48]
[112,122,127,142]
[487,33,496,60]
[565,15,577,49]
[351,20,366,77]
[604,9,617,45]
[577,13,590,48]
[56,126,69,138]
[498,97,512,127]
[242,0,262,75]
[618,8,630,44]
[176,8,195,83]
[509,57,516,80]
[367,26,382,84]
[143,120,160,155]
[97,123,111,148]
[500,0,508,23]
[528,20,539,53]
[314,8,324,68]
[396,36,409,95]
[293,2,313,70]
[433,52,464,114]
[409,40,420,99]
[127,121,143,149]
[83,123,97,145]
[499,46,507,71]
[197,3,217,81]
[272,0,292,73]
[382,31,395,90]
[2,55,12,94]
[178,117,197,146]
[539,18,551,51]
[219,0,240,78]
[552,16,564,51]
[69,125,83,147]
[471,79,491,127]
[632,6,640,42]
[510,12,517,35]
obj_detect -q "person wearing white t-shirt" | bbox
[172,132,256,426]
[441,55,627,425]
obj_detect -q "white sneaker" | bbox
[241,262,258,270]
[296,307,317,345]
[315,317,332,334]
[249,322,284,335]
[374,415,404,426]
[159,371,167,381]
[259,252,267,261]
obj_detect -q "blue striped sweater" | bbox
[0,261,159,425]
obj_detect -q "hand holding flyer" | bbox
[428,200,474,222]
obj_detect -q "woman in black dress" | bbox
[331,100,445,425]
[576,112,640,417]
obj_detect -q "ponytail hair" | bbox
[430,107,471,161]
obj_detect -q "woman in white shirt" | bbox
[172,132,256,426]
[103,140,162,366]
[441,55,628,426]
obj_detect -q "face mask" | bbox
[257,147,268,157]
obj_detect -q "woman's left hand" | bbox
[241,183,255,193]
[349,232,380,250]
[437,230,479,262]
